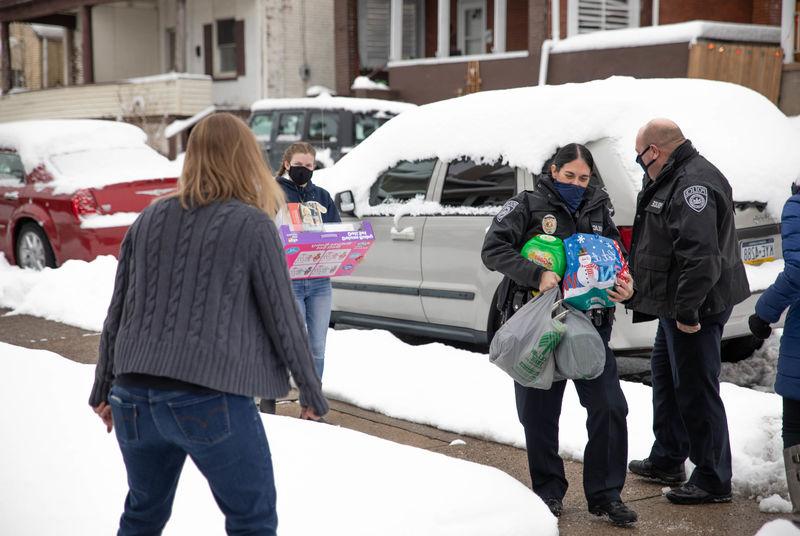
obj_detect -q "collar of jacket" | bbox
[651,139,697,185]
[278,176,315,192]
[538,176,608,213]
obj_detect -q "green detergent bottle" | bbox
[521,234,566,278]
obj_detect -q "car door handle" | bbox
[3,191,19,200]
[390,226,415,241]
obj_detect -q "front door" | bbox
[0,151,26,254]
[332,159,438,322]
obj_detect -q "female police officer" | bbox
[481,144,637,526]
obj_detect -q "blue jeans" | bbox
[291,277,332,380]
[108,385,277,536]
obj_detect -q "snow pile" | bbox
[251,93,416,115]
[757,520,800,536]
[352,76,390,91]
[80,212,140,230]
[748,260,787,292]
[760,494,794,513]
[551,21,780,54]
[164,106,215,139]
[721,330,780,392]
[790,116,800,136]
[316,77,800,219]
[0,255,116,331]
[0,119,177,194]
[0,343,554,536]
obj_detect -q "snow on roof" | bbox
[351,76,389,91]
[164,105,216,139]
[251,93,416,115]
[551,21,781,54]
[124,72,211,84]
[0,119,176,193]
[315,77,800,218]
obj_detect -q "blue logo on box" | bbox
[342,264,354,271]
[286,247,300,254]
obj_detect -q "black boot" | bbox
[589,500,638,526]
[543,497,563,517]
[629,458,686,484]
[665,483,731,505]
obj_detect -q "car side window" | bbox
[308,111,339,142]
[276,112,304,142]
[250,113,274,140]
[369,159,436,206]
[354,113,390,144]
[0,152,25,186]
[440,159,516,208]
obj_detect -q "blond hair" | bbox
[176,112,284,218]
[277,142,317,177]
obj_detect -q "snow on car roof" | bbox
[0,119,176,194]
[250,93,416,115]
[550,21,781,54]
[315,77,800,218]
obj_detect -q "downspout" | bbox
[538,39,553,86]
[653,0,659,26]
[539,0,560,86]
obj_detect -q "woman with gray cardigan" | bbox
[89,112,327,536]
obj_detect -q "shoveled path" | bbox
[0,309,785,535]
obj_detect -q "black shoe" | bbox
[629,458,686,484]
[665,483,732,505]
[589,500,638,526]
[259,399,276,414]
[543,497,563,517]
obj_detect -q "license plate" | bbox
[740,238,775,265]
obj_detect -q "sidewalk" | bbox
[0,309,785,535]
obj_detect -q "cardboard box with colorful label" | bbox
[279,220,375,280]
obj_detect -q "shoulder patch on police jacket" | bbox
[683,185,708,213]
[496,200,519,222]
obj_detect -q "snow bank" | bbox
[721,329,780,392]
[0,255,115,331]
[315,77,800,219]
[760,494,794,513]
[0,120,177,194]
[757,520,800,535]
[551,21,780,54]
[748,260,787,292]
[251,93,416,115]
[790,116,800,136]
[0,344,554,536]
[164,105,215,139]
[352,76,390,91]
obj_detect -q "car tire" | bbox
[721,334,764,363]
[15,222,56,270]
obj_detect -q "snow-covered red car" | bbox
[317,77,800,358]
[0,120,178,269]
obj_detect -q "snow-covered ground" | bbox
[757,520,800,536]
[0,254,791,504]
[0,343,553,536]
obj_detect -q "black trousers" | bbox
[784,397,800,449]
[648,308,733,495]
[514,319,629,506]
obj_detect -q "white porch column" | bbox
[551,0,560,41]
[175,0,186,72]
[42,38,49,88]
[494,0,507,53]
[652,0,660,26]
[782,0,795,64]
[389,0,403,62]
[436,0,449,58]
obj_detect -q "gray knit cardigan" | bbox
[88,197,328,416]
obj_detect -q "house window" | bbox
[567,0,640,36]
[216,19,237,76]
[458,0,487,56]
[358,0,425,67]
[204,19,244,78]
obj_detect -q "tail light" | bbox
[71,189,99,218]
[618,225,633,253]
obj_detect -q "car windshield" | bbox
[48,147,176,191]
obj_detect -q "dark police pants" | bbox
[514,320,629,507]
[648,308,733,495]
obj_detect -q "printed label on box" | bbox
[279,221,376,280]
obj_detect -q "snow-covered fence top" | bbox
[315,76,800,219]
[0,119,177,194]
[251,93,416,116]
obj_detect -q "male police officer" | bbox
[627,119,750,504]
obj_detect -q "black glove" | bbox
[748,314,772,340]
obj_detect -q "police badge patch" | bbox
[542,214,558,235]
[683,185,708,213]
[495,200,518,222]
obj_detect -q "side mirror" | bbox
[336,190,356,214]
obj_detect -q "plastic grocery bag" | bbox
[561,233,628,311]
[489,287,565,389]
[552,304,606,381]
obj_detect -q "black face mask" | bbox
[288,165,313,186]
[636,146,655,175]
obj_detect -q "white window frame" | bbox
[567,0,640,37]
[457,0,487,56]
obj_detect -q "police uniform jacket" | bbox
[481,176,622,314]
[628,140,750,325]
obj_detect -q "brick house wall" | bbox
[658,0,753,25]
[751,0,782,25]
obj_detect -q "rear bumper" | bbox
[609,291,778,353]
[57,225,128,263]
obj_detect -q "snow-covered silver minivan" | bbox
[315,78,799,358]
